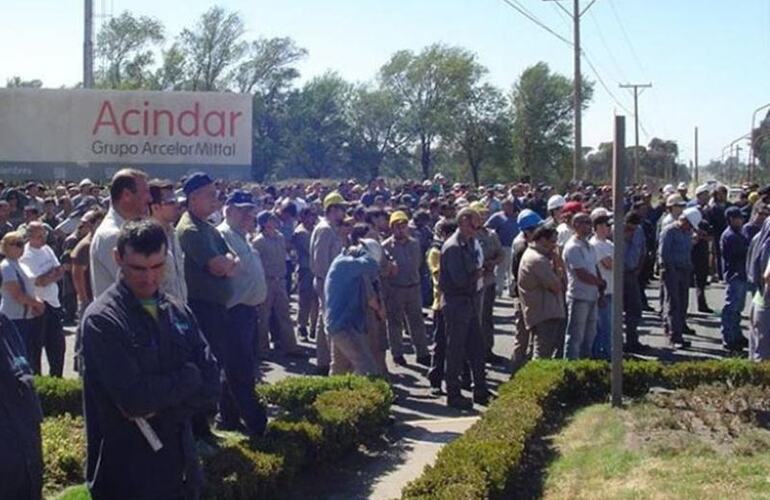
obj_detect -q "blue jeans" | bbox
[721,279,747,346]
[593,295,612,360]
[565,298,598,360]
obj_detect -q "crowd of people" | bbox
[2,170,770,499]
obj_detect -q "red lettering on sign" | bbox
[92,101,120,135]
[178,102,200,137]
[121,109,140,136]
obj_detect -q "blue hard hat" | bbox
[517,208,543,231]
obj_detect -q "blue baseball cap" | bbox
[225,190,256,208]
[182,172,213,195]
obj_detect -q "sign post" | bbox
[611,115,626,408]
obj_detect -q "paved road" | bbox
[48,280,740,499]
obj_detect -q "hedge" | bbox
[402,359,770,499]
[37,375,393,500]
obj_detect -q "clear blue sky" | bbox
[2,0,769,166]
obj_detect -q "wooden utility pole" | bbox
[572,0,582,181]
[544,0,598,180]
[694,126,699,185]
[83,0,94,89]
[611,115,626,408]
[619,83,652,183]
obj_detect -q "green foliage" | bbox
[53,484,90,500]
[95,11,165,89]
[402,359,770,499]
[35,376,83,417]
[42,415,86,494]
[510,62,594,184]
[40,375,392,500]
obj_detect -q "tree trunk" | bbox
[420,135,431,179]
[470,160,480,187]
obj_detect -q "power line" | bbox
[607,0,645,73]
[581,50,632,115]
[499,0,573,46]
[588,9,628,83]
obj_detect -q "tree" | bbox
[5,76,43,88]
[284,72,352,179]
[151,43,187,90]
[179,6,246,91]
[233,37,307,95]
[510,62,593,183]
[456,84,511,186]
[380,44,485,179]
[347,86,411,180]
[96,11,164,89]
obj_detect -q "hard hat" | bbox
[749,192,760,204]
[695,184,711,196]
[682,207,702,228]
[547,194,566,211]
[677,182,688,191]
[666,194,686,207]
[323,191,345,210]
[517,209,543,231]
[590,207,610,220]
[360,238,383,264]
[389,210,409,226]
[469,201,488,215]
[662,184,676,196]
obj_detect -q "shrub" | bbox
[35,376,83,417]
[40,375,393,500]
[53,484,90,500]
[42,414,86,495]
[402,359,770,499]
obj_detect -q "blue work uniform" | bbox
[720,226,749,347]
[0,313,43,500]
[81,281,220,500]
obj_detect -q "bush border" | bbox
[401,359,770,499]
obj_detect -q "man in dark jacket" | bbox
[0,313,43,500]
[81,220,220,500]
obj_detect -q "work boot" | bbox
[473,390,492,406]
[314,365,329,376]
[392,355,408,367]
[416,355,432,367]
[298,326,309,340]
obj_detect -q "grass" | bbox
[543,395,770,500]
[52,484,89,500]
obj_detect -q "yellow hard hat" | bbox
[323,191,345,210]
[749,191,760,204]
[469,201,487,214]
[389,210,409,226]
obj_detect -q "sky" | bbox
[2,0,770,166]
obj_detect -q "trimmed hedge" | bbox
[38,375,393,500]
[402,359,770,499]
[42,414,87,495]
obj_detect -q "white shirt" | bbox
[589,235,614,296]
[20,243,61,307]
[90,207,125,298]
[557,223,574,249]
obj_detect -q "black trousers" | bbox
[444,295,486,398]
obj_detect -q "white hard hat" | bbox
[360,238,383,264]
[662,184,676,196]
[682,207,702,228]
[590,207,610,220]
[695,184,711,196]
[547,194,566,211]
[677,182,688,191]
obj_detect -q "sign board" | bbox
[0,89,252,167]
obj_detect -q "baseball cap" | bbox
[682,207,702,227]
[562,201,584,215]
[183,172,213,195]
[360,238,383,264]
[725,206,744,219]
[256,210,277,227]
[226,190,256,208]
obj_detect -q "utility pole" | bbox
[611,115,626,408]
[544,0,598,181]
[83,0,94,89]
[694,126,699,185]
[619,83,652,183]
[735,144,742,185]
